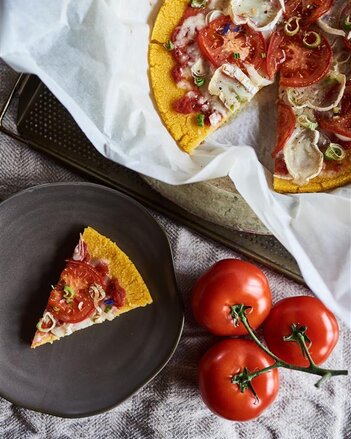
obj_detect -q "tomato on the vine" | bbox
[199,339,280,421]
[191,259,272,336]
[263,296,339,367]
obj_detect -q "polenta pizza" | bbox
[149,0,351,193]
[31,227,152,348]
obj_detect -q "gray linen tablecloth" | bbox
[0,61,350,439]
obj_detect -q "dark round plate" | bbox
[0,183,183,418]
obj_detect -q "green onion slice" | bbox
[297,114,318,130]
[233,52,241,59]
[163,40,175,51]
[104,305,113,313]
[343,15,351,31]
[197,113,205,127]
[284,16,301,37]
[194,77,205,87]
[303,31,322,49]
[63,285,75,302]
[190,0,206,8]
[324,143,346,161]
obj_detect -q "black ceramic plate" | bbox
[0,183,183,418]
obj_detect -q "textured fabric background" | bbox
[0,61,350,439]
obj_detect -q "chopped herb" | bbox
[194,77,205,87]
[324,143,346,161]
[284,16,301,37]
[104,305,113,313]
[163,40,174,51]
[333,107,341,114]
[233,52,241,59]
[63,286,75,302]
[261,52,267,59]
[343,15,351,31]
[303,31,321,49]
[190,0,206,8]
[197,113,205,127]
[230,104,236,113]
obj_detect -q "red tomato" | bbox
[284,0,334,24]
[273,101,296,157]
[191,259,272,336]
[267,28,332,87]
[197,16,265,70]
[48,261,104,323]
[263,296,339,367]
[316,84,351,138]
[199,339,280,421]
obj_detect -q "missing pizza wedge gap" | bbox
[149,0,351,193]
[31,227,152,348]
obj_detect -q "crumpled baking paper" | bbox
[0,0,350,325]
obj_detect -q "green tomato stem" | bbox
[237,309,348,387]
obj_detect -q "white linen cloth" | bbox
[0,62,350,439]
[0,0,350,326]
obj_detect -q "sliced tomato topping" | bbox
[267,27,332,87]
[197,16,265,70]
[316,84,351,138]
[273,101,296,157]
[48,261,104,324]
[284,0,334,24]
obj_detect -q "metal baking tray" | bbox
[0,73,303,283]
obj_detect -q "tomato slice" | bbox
[284,0,334,24]
[197,16,265,70]
[316,84,351,138]
[267,28,332,87]
[273,101,296,157]
[48,261,104,323]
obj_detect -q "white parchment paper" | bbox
[0,0,350,325]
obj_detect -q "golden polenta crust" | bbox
[149,0,228,153]
[274,153,351,193]
[82,227,152,311]
[31,227,152,348]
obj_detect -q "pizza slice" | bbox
[31,227,152,348]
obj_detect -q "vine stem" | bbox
[238,310,348,387]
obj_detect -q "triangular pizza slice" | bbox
[31,227,152,348]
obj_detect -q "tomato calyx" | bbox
[232,304,348,388]
[283,323,313,359]
[231,367,259,405]
[230,304,252,327]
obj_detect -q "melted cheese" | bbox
[284,128,324,185]
[285,72,346,112]
[208,64,259,110]
[174,13,207,47]
[229,0,284,32]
